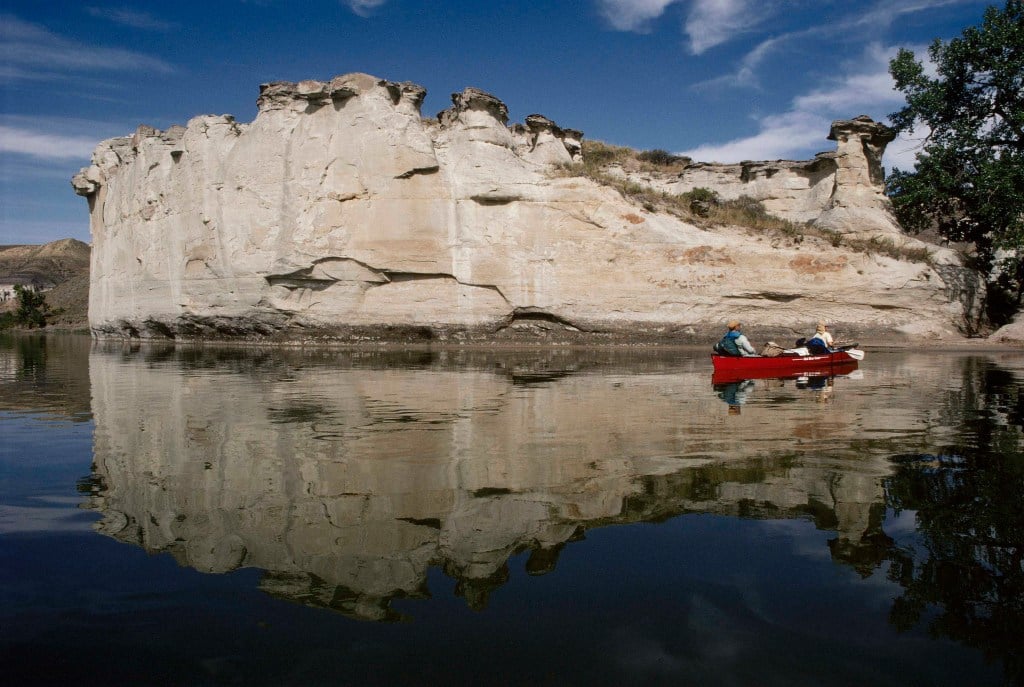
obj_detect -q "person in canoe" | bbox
[714,320,757,356]
[806,322,834,353]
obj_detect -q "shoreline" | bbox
[14,326,1023,353]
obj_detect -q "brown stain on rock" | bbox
[669,245,735,266]
[789,254,848,274]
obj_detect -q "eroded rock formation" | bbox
[73,74,979,342]
[618,116,902,238]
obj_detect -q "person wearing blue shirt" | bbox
[715,320,756,356]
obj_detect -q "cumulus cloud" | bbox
[0,14,173,77]
[85,7,179,31]
[342,0,388,17]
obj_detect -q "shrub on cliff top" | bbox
[579,140,633,170]
[637,149,690,167]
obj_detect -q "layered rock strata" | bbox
[73,74,977,342]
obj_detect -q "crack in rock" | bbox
[395,165,440,179]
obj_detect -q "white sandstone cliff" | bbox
[73,73,980,342]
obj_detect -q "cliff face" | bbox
[73,73,978,342]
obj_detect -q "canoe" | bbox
[711,349,863,383]
[712,361,860,385]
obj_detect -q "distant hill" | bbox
[0,238,90,285]
[0,238,90,328]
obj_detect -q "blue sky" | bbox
[0,0,995,244]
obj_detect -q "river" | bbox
[1,333,1020,686]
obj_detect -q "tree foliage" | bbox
[886,1,1024,319]
[882,360,1024,683]
[11,284,52,329]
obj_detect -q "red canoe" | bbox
[711,349,862,383]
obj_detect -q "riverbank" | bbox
[19,327,1023,352]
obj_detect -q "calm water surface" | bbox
[1,334,1021,686]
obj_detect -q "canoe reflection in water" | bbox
[713,367,863,413]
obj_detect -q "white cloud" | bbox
[0,14,173,77]
[596,0,769,52]
[342,0,388,17]
[854,0,990,30]
[595,0,678,32]
[682,43,914,164]
[885,130,928,172]
[792,43,907,113]
[685,0,765,55]
[85,7,179,31]
[0,125,98,160]
[793,71,899,113]
[682,111,831,162]
[691,34,783,90]
[691,0,982,92]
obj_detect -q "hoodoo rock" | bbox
[816,116,901,237]
[73,73,980,343]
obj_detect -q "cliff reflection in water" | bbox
[83,346,891,620]
[82,346,1020,648]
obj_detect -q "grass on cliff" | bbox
[556,140,935,265]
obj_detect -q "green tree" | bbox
[13,284,52,328]
[886,1,1024,322]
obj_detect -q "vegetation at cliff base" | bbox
[886,0,1024,320]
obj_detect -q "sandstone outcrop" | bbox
[73,73,980,343]
[616,116,904,239]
